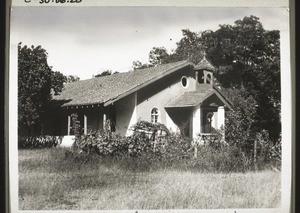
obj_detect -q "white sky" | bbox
[10,7,288,80]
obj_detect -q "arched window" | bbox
[151,107,159,124]
[206,73,211,84]
[206,112,213,123]
[204,112,213,133]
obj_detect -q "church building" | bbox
[42,56,232,140]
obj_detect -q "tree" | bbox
[146,30,205,65]
[149,47,170,65]
[18,43,66,135]
[66,75,80,83]
[95,70,112,77]
[94,70,119,77]
[224,88,257,151]
[202,16,281,140]
[174,29,204,63]
[132,60,152,70]
[51,71,67,95]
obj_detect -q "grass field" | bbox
[19,148,281,210]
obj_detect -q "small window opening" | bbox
[198,71,204,83]
[151,108,159,124]
[206,73,211,84]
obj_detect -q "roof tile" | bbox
[194,56,216,71]
[53,60,190,107]
[165,85,215,108]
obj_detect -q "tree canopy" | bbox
[66,75,80,83]
[149,47,170,65]
[204,16,281,141]
[132,60,152,70]
[18,43,66,135]
[94,70,119,77]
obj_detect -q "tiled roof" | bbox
[194,56,216,72]
[165,84,233,109]
[53,60,192,107]
[165,85,215,108]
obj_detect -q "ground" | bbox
[19,148,281,210]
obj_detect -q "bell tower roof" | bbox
[194,53,216,72]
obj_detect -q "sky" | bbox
[10,6,289,80]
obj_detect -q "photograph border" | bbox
[6,0,293,212]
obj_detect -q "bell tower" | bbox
[194,52,215,86]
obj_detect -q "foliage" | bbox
[224,87,257,151]
[68,117,280,171]
[132,60,153,70]
[51,71,67,95]
[70,113,81,137]
[203,16,280,140]
[159,133,193,162]
[95,70,119,77]
[18,43,66,135]
[149,47,170,65]
[75,131,127,156]
[95,70,112,77]
[254,130,281,169]
[173,29,205,63]
[66,75,80,83]
[224,88,281,170]
[18,135,62,149]
[131,120,170,138]
[190,144,248,173]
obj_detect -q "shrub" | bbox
[159,133,193,162]
[132,120,170,138]
[68,119,280,172]
[70,113,81,136]
[254,130,281,170]
[18,135,62,149]
[73,120,170,157]
[74,131,127,156]
[190,144,248,172]
[126,132,152,156]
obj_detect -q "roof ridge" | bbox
[65,60,189,85]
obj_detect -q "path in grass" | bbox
[19,148,281,210]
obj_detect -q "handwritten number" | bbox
[37,0,82,3]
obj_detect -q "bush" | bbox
[18,135,62,149]
[158,133,193,162]
[254,130,281,170]
[74,131,127,156]
[73,120,170,157]
[190,144,248,172]
[68,120,280,172]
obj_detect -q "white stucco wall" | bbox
[114,93,136,136]
[211,111,218,130]
[192,105,201,139]
[166,111,178,133]
[217,106,225,130]
[136,68,196,127]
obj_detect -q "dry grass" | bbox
[19,148,281,210]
